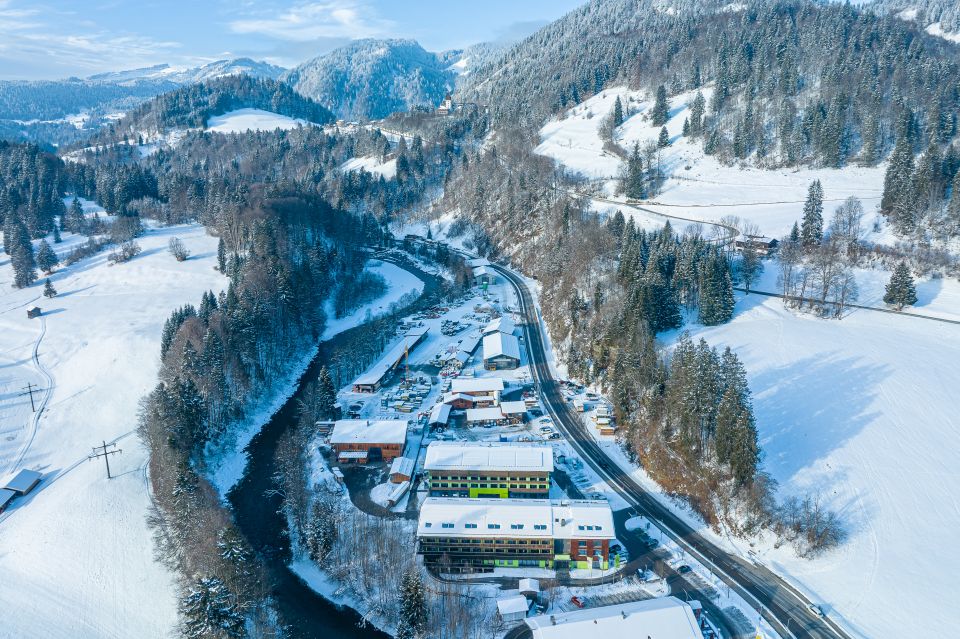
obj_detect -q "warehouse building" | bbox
[424,441,553,498]
[483,332,521,370]
[524,597,705,639]
[450,377,505,404]
[416,498,614,571]
[352,327,429,393]
[329,419,409,463]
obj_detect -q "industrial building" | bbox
[524,597,705,639]
[483,332,521,370]
[329,419,409,463]
[351,327,429,393]
[424,441,553,498]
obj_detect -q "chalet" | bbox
[441,392,477,410]
[416,498,615,572]
[525,597,705,639]
[734,235,778,256]
[389,456,416,483]
[424,441,553,498]
[329,419,409,463]
[352,328,429,392]
[27,307,41,319]
[483,332,521,370]
[499,400,528,423]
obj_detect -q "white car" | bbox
[808,604,825,618]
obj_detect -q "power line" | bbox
[88,440,122,479]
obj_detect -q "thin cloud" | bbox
[229,1,391,41]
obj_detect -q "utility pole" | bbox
[20,382,39,412]
[89,440,122,479]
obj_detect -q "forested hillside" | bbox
[284,39,455,120]
[874,0,960,36]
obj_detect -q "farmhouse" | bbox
[440,392,477,409]
[424,441,553,498]
[330,419,409,463]
[417,498,615,571]
[352,327,429,393]
[483,332,521,370]
[733,235,778,256]
[524,596,705,639]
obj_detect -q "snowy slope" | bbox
[339,155,398,180]
[0,209,225,638]
[537,86,887,240]
[205,108,312,133]
[674,278,960,639]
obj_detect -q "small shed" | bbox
[331,468,345,484]
[389,456,415,483]
[4,469,42,495]
[429,402,452,427]
[27,307,41,319]
[497,594,530,623]
[0,488,16,513]
[519,578,540,598]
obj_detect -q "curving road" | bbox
[490,262,854,639]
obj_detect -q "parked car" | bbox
[610,543,622,553]
[539,426,554,433]
[677,564,692,574]
[569,596,585,609]
[548,432,562,440]
[808,604,825,618]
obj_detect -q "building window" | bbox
[442,523,454,529]
[465,523,477,529]
[424,523,432,528]
[488,524,501,529]
[510,524,524,530]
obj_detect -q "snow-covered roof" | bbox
[441,392,476,405]
[458,335,480,354]
[473,265,493,277]
[524,596,703,639]
[330,419,409,446]
[483,316,516,336]
[500,400,528,415]
[451,378,504,394]
[4,469,42,494]
[497,594,530,616]
[353,328,428,386]
[389,456,415,478]
[519,578,540,593]
[483,332,521,361]
[0,488,15,510]
[429,403,452,425]
[466,407,505,422]
[417,498,614,540]
[465,257,490,268]
[425,442,554,473]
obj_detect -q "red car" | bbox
[569,596,585,609]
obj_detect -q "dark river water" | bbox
[227,255,442,639]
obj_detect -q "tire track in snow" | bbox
[7,314,54,474]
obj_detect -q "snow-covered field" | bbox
[339,155,398,180]
[536,88,960,638]
[537,86,887,240]
[0,208,224,639]
[206,108,314,134]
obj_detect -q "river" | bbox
[227,255,443,639]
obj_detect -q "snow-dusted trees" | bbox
[396,569,428,639]
[169,237,190,262]
[6,213,37,288]
[180,576,247,639]
[883,262,918,310]
[651,85,669,127]
[36,239,58,273]
[800,180,824,248]
[43,278,56,298]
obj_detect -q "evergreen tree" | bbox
[9,215,37,288]
[880,140,916,231]
[623,142,645,199]
[179,576,246,639]
[689,92,705,135]
[68,197,85,234]
[651,85,669,127]
[789,221,801,244]
[658,126,670,148]
[698,250,734,325]
[883,262,918,311]
[52,220,62,244]
[612,96,624,128]
[36,239,58,273]
[396,568,428,639]
[43,278,56,298]
[316,366,338,420]
[217,237,227,273]
[800,180,824,248]
[682,117,690,136]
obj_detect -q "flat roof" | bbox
[417,498,614,541]
[353,329,428,386]
[483,332,521,361]
[524,597,703,639]
[466,407,505,422]
[451,378,505,394]
[4,469,42,494]
[330,419,409,446]
[425,442,554,473]
[429,403,452,424]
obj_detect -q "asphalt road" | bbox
[490,262,854,639]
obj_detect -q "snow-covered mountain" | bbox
[87,58,286,86]
[283,39,456,121]
[872,0,960,42]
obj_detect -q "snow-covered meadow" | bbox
[536,86,960,638]
[205,108,315,134]
[0,207,224,638]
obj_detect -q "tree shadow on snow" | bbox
[914,276,943,309]
[750,353,889,483]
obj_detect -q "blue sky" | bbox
[0,0,586,80]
